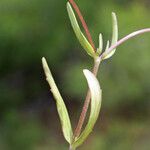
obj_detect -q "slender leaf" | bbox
[103,12,118,59]
[105,40,110,51]
[97,33,103,55]
[42,57,73,144]
[72,69,102,148]
[67,2,96,57]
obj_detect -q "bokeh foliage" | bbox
[0,0,150,149]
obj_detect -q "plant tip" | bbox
[42,57,45,61]
[83,69,89,75]
[66,1,70,7]
[112,12,116,15]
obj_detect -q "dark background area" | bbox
[0,0,150,149]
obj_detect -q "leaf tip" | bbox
[99,33,102,38]
[97,33,103,54]
[42,57,47,68]
[42,57,51,78]
[83,69,88,75]
[112,12,116,18]
[42,57,45,62]
[66,1,71,9]
[83,69,92,80]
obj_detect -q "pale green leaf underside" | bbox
[42,57,73,144]
[103,12,118,59]
[72,69,102,148]
[67,2,96,57]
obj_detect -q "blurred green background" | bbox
[0,0,150,149]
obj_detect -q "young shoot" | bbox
[42,0,150,149]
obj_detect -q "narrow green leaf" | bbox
[105,40,110,51]
[97,33,103,55]
[111,12,118,46]
[72,69,102,148]
[42,57,73,144]
[103,12,118,59]
[67,2,96,57]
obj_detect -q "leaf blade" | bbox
[42,57,73,144]
[103,12,118,59]
[105,40,110,51]
[97,33,103,55]
[72,69,102,148]
[67,2,96,57]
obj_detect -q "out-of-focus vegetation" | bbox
[0,0,150,149]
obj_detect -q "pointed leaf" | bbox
[105,40,110,51]
[42,57,73,144]
[103,12,118,59]
[67,2,96,57]
[72,69,102,148]
[97,33,103,55]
